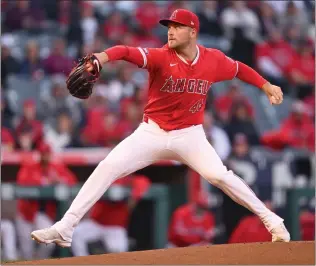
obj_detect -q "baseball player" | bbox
[16,143,77,259]
[167,193,216,248]
[31,9,290,248]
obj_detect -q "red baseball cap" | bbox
[159,9,200,32]
[37,142,52,154]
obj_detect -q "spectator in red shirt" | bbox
[286,39,315,99]
[254,29,295,93]
[103,11,128,45]
[15,100,43,149]
[167,193,216,248]
[300,210,315,241]
[43,38,74,76]
[16,143,77,259]
[229,201,273,243]
[71,175,151,256]
[261,101,315,152]
[81,111,133,148]
[214,80,254,123]
[135,1,160,32]
[133,28,163,49]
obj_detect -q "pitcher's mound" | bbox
[7,241,315,265]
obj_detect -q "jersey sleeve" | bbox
[214,50,239,82]
[137,47,164,73]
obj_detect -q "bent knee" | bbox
[203,169,233,186]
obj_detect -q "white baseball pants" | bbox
[71,219,128,256]
[54,119,283,241]
[16,213,55,259]
[1,219,18,261]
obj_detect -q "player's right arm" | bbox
[89,45,163,73]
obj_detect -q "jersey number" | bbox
[189,99,204,113]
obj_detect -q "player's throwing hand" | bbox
[262,82,283,105]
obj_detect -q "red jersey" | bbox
[137,45,238,130]
[17,160,77,222]
[106,44,266,131]
[90,175,151,227]
[229,215,271,243]
[168,203,215,247]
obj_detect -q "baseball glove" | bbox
[66,54,102,99]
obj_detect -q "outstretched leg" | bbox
[31,122,173,246]
[170,125,290,241]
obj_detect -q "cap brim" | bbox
[159,19,173,27]
[159,19,188,28]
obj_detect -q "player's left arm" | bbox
[215,51,283,105]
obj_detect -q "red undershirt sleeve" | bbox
[104,45,162,72]
[104,45,145,68]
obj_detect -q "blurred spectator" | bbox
[104,66,138,105]
[257,2,279,38]
[40,75,82,127]
[103,11,129,45]
[307,7,315,42]
[268,1,307,16]
[214,81,254,123]
[302,87,315,119]
[80,2,98,46]
[135,1,160,32]
[66,1,83,48]
[133,28,163,48]
[19,40,44,79]
[72,175,151,256]
[15,128,36,151]
[261,101,315,152]
[300,210,315,241]
[226,133,258,190]
[225,101,259,145]
[283,24,302,49]
[120,87,146,127]
[167,192,216,248]
[15,100,43,149]
[16,143,77,259]
[286,39,315,99]
[166,0,192,15]
[2,127,15,151]
[44,112,77,152]
[197,1,223,37]
[1,219,18,261]
[81,111,133,148]
[1,45,21,89]
[254,28,295,92]
[3,0,46,33]
[203,111,231,161]
[43,38,73,76]
[221,1,261,42]
[279,1,309,37]
[229,200,273,243]
[1,95,14,129]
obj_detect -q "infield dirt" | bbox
[5,241,315,265]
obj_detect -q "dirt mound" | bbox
[7,241,315,265]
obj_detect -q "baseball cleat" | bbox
[31,227,71,248]
[271,223,290,242]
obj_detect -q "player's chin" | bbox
[168,40,178,48]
